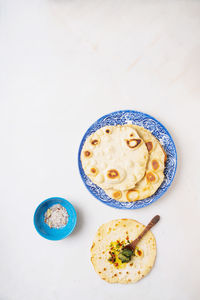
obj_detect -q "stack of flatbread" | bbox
[81,124,167,202]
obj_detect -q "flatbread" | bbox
[81,125,148,190]
[91,219,156,283]
[105,125,167,202]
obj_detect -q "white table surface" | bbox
[1,1,200,299]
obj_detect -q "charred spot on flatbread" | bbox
[126,138,142,149]
[146,172,156,183]
[112,190,122,200]
[105,128,112,134]
[84,150,92,158]
[90,167,98,176]
[135,248,143,257]
[91,243,95,249]
[146,141,153,152]
[152,159,159,170]
[91,138,100,146]
[126,189,139,202]
[107,169,119,179]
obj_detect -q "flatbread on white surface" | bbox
[91,219,156,283]
[81,125,148,190]
[105,125,167,202]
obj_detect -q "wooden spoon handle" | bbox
[132,215,160,246]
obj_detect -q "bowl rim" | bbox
[33,197,77,240]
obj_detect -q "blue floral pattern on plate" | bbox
[78,110,177,209]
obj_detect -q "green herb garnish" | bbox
[118,248,133,263]
[118,253,131,263]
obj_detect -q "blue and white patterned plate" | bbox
[78,110,177,209]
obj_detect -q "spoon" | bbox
[118,215,160,263]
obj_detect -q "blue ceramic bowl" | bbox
[34,197,77,240]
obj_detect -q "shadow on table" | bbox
[68,204,84,238]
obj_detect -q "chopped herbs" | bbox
[121,249,133,257]
[108,240,142,266]
[118,248,133,263]
[118,253,131,263]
